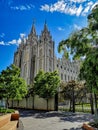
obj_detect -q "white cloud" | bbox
[20,33,26,38]
[8,38,22,45]
[0,33,26,46]
[57,27,65,31]
[8,39,17,44]
[11,4,34,11]
[91,1,98,10]
[0,41,5,45]
[74,24,81,30]
[82,1,93,16]
[41,4,50,12]
[40,0,98,16]
[0,33,5,38]
[17,38,22,45]
[70,0,86,3]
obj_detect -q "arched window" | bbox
[49,58,52,67]
[61,73,63,80]
[24,64,27,78]
[39,59,42,69]
[49,49,51,57]
[39,49,42,57]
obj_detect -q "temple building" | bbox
[14,22,80,84]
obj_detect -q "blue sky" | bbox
[0,0,98,72]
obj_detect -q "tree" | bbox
[34,70,60,110]
[0,64,27,108]
[58,4,98,115]
[60,80,86,112]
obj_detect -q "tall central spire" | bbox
[43,20,48,32]
[30,19,36,36]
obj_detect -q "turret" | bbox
[39,21,52,43]
[28,20,38,44]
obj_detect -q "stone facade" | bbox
[14,22,80,84]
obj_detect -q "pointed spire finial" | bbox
[31,18,36,35]
[44,19,48,32]
[45,19,47,25]
[33,18,36,25]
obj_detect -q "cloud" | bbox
[91,1,98,10]
[70,0,86,3]
[11,4,34,11]
[0,41,5,45]
[0,33,5,38]
[0,33,26,46]
[82,1,93,16]
[74,24,81,30]
[40,0,97,16]
[20,33,26,38]
[57,27,65,31]
[8,39,17,45]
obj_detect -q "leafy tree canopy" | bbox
[58,4,98,93]
[0,64,27,100]
[34,70,60,99]
[58,4,98,60]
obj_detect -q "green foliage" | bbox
[58,5,98,60]
[79,48,98,92]
[60,80,86,100]
[0,64,27,101]
[26,84,35,98]
[34,70,60,99]
[58,4,98,93]
[0,107,15,114]
[58,4,98,115]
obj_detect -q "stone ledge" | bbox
[0,121,18,130]
[0,114,11,128]
[0,111,19,130]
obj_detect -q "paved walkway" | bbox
[18,110,94,130]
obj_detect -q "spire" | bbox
[43,20,48,32]
[30,19,36,35]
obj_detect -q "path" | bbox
[18,110,94,130]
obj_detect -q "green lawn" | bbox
[59,103,91,113]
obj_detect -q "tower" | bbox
[14,21,55,84]
[38,22,55,72]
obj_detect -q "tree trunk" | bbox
[17,100,19,108]
[69,100,72,112]
[26,98,28,108]
[55,93,58,111]
[94,93,97,112]
[12,100,13,108]
[72,98,75,113]
[82,101,84,112]
[47,99,48,111]
[90,93,94,114]
[32,96,34,109]
[72,87,75,113]
[6,98,9,108]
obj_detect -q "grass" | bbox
[0,107,15,115]
[58,104,91,113]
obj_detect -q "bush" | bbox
[0,107,15,114]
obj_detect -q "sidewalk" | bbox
[18,110,94,130]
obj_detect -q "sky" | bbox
[0,0,98,72]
